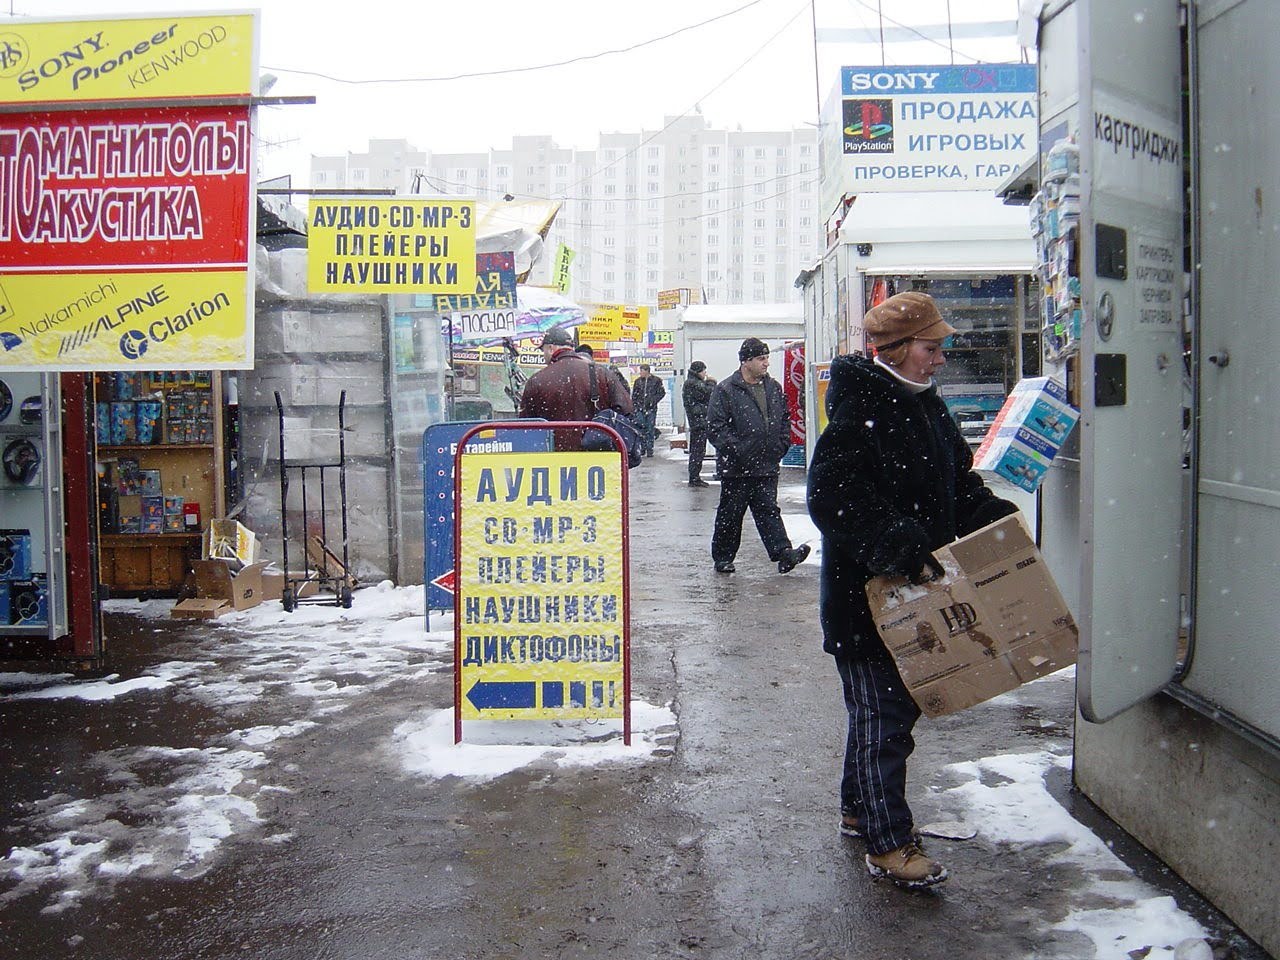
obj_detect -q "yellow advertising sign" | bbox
[0,14,258,105]
[457,451,628,722]
[578,303,650,344]
[552,242,575,293]
[307,198,477,295]
[0,270,251,369]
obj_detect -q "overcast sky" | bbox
[10,0,1029,185]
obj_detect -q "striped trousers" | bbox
[836,653,922,856]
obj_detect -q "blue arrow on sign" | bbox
[466,681,536,710]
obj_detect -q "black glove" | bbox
[869,520,944,583]
[963,497,1019,535]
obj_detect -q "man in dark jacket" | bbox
[706,338,811,574]
[806,291,1016,889]
[630,364,665,457]
[520,326,632,451]
[681,361,713,487]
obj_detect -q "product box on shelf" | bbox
[6,576,48,626]
[0,528,32,580]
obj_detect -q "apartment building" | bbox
[309,116,820,305]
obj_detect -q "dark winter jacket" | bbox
[520,348,633,451]
[707,370,790,478]
[806,355,1017,661]
[682,373,714,428]
[631,374,666,412]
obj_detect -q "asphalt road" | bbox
[0,445,1265,960]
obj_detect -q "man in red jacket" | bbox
[520,326,633,451]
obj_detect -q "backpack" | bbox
[582,362,643,468]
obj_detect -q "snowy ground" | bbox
[1,566,1218,958]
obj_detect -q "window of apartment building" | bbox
[708,235,719,245]
[706,198,720,211]
[753,253,765,265]
[647,252,658,264]
[777,147,787,157]
[556,164,567,176]
[754,165,765,178]
[604,254,615,266]
[497,165,509,177]
[777,217,786,229]
[709,146,720,157]
[735,148,744,158]
[648,182,658,193]
[352,168,366,182]
[753,218,765,229]
[454,169,469,182]
[646,287,657,300]
[647,146,659,157]
[647,271,658,282]
[708,270,721,281]
[556,183,567,194]
[754,148,765,159]
[707,252,719,264]
[626,272,635,285]
[709,164,719,175]
[799,198,812,209]
[605,271,615,282]
[800,216,812,227]
[604,201,615,212]
[649,235,659,245]
[604,236,615,247]
[604,150,616,161]
[754,201,765,211]
[800,144,812,155]
[735,165,744,176]
[605,184,616,195]
[647,164,658,176]
[708,217,720,229]
[754,236,764,246]
[314,170,328,184]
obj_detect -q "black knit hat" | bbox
[689,360,706,374]
[738,338,769,362]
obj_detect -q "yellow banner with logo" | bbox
[0,270,250,369]
[457,451,627,721]
[0,14,258,105]
[552,242,575,293]
[307,198,477,295]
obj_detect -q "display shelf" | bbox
[98,443,216,452]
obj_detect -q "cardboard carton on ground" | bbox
[261,570,321,602]
[973,377,1080,492]
[191,559,270,611]
[170,598,232,620]
[865,514,1078,718]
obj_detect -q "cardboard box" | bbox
[171,597,232,619]
[973,377,1080,492]
[865,514,1078,718]
[192,559,270,611]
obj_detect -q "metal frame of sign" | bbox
[453,420,631,746]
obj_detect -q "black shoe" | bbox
[714,560,735,574]
[777,543,811,574]
[688,478,710,487]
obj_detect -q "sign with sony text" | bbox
[0,103,254,369]
[821,64,1037,201]
[0,13,257,105]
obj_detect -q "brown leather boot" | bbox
[865,842,948,889]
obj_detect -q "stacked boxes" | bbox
[0,530,45,626]
[973,377,1080,492]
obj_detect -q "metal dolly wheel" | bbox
[275,390,353,611]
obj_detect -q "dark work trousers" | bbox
[687,419,708,481]
[836,652,922,856]
[710,476,791,563]
[635,407,658,456]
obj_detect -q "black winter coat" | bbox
[682,373,713,428]
[806,355,1016,661]
[707,370,790,478]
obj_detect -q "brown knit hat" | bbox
[864,292,956,350]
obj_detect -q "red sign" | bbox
[784,342,805,446]
[0,104,252,272]
[431,568,457,595]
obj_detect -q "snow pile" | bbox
[942,750,1208,958]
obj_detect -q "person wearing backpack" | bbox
[520,326,632,451]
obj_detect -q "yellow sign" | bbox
[0,14,258,105]
[0,270,251,370]
[307,198,477,295]
[578,303,650,344]
[552,242,575,293]
[457,451,627,722]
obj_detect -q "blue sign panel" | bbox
[421,420,548,611]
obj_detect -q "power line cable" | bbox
[262,0,769,85]
[844,0,982,63]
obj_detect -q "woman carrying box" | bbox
[806,291,1017,889]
